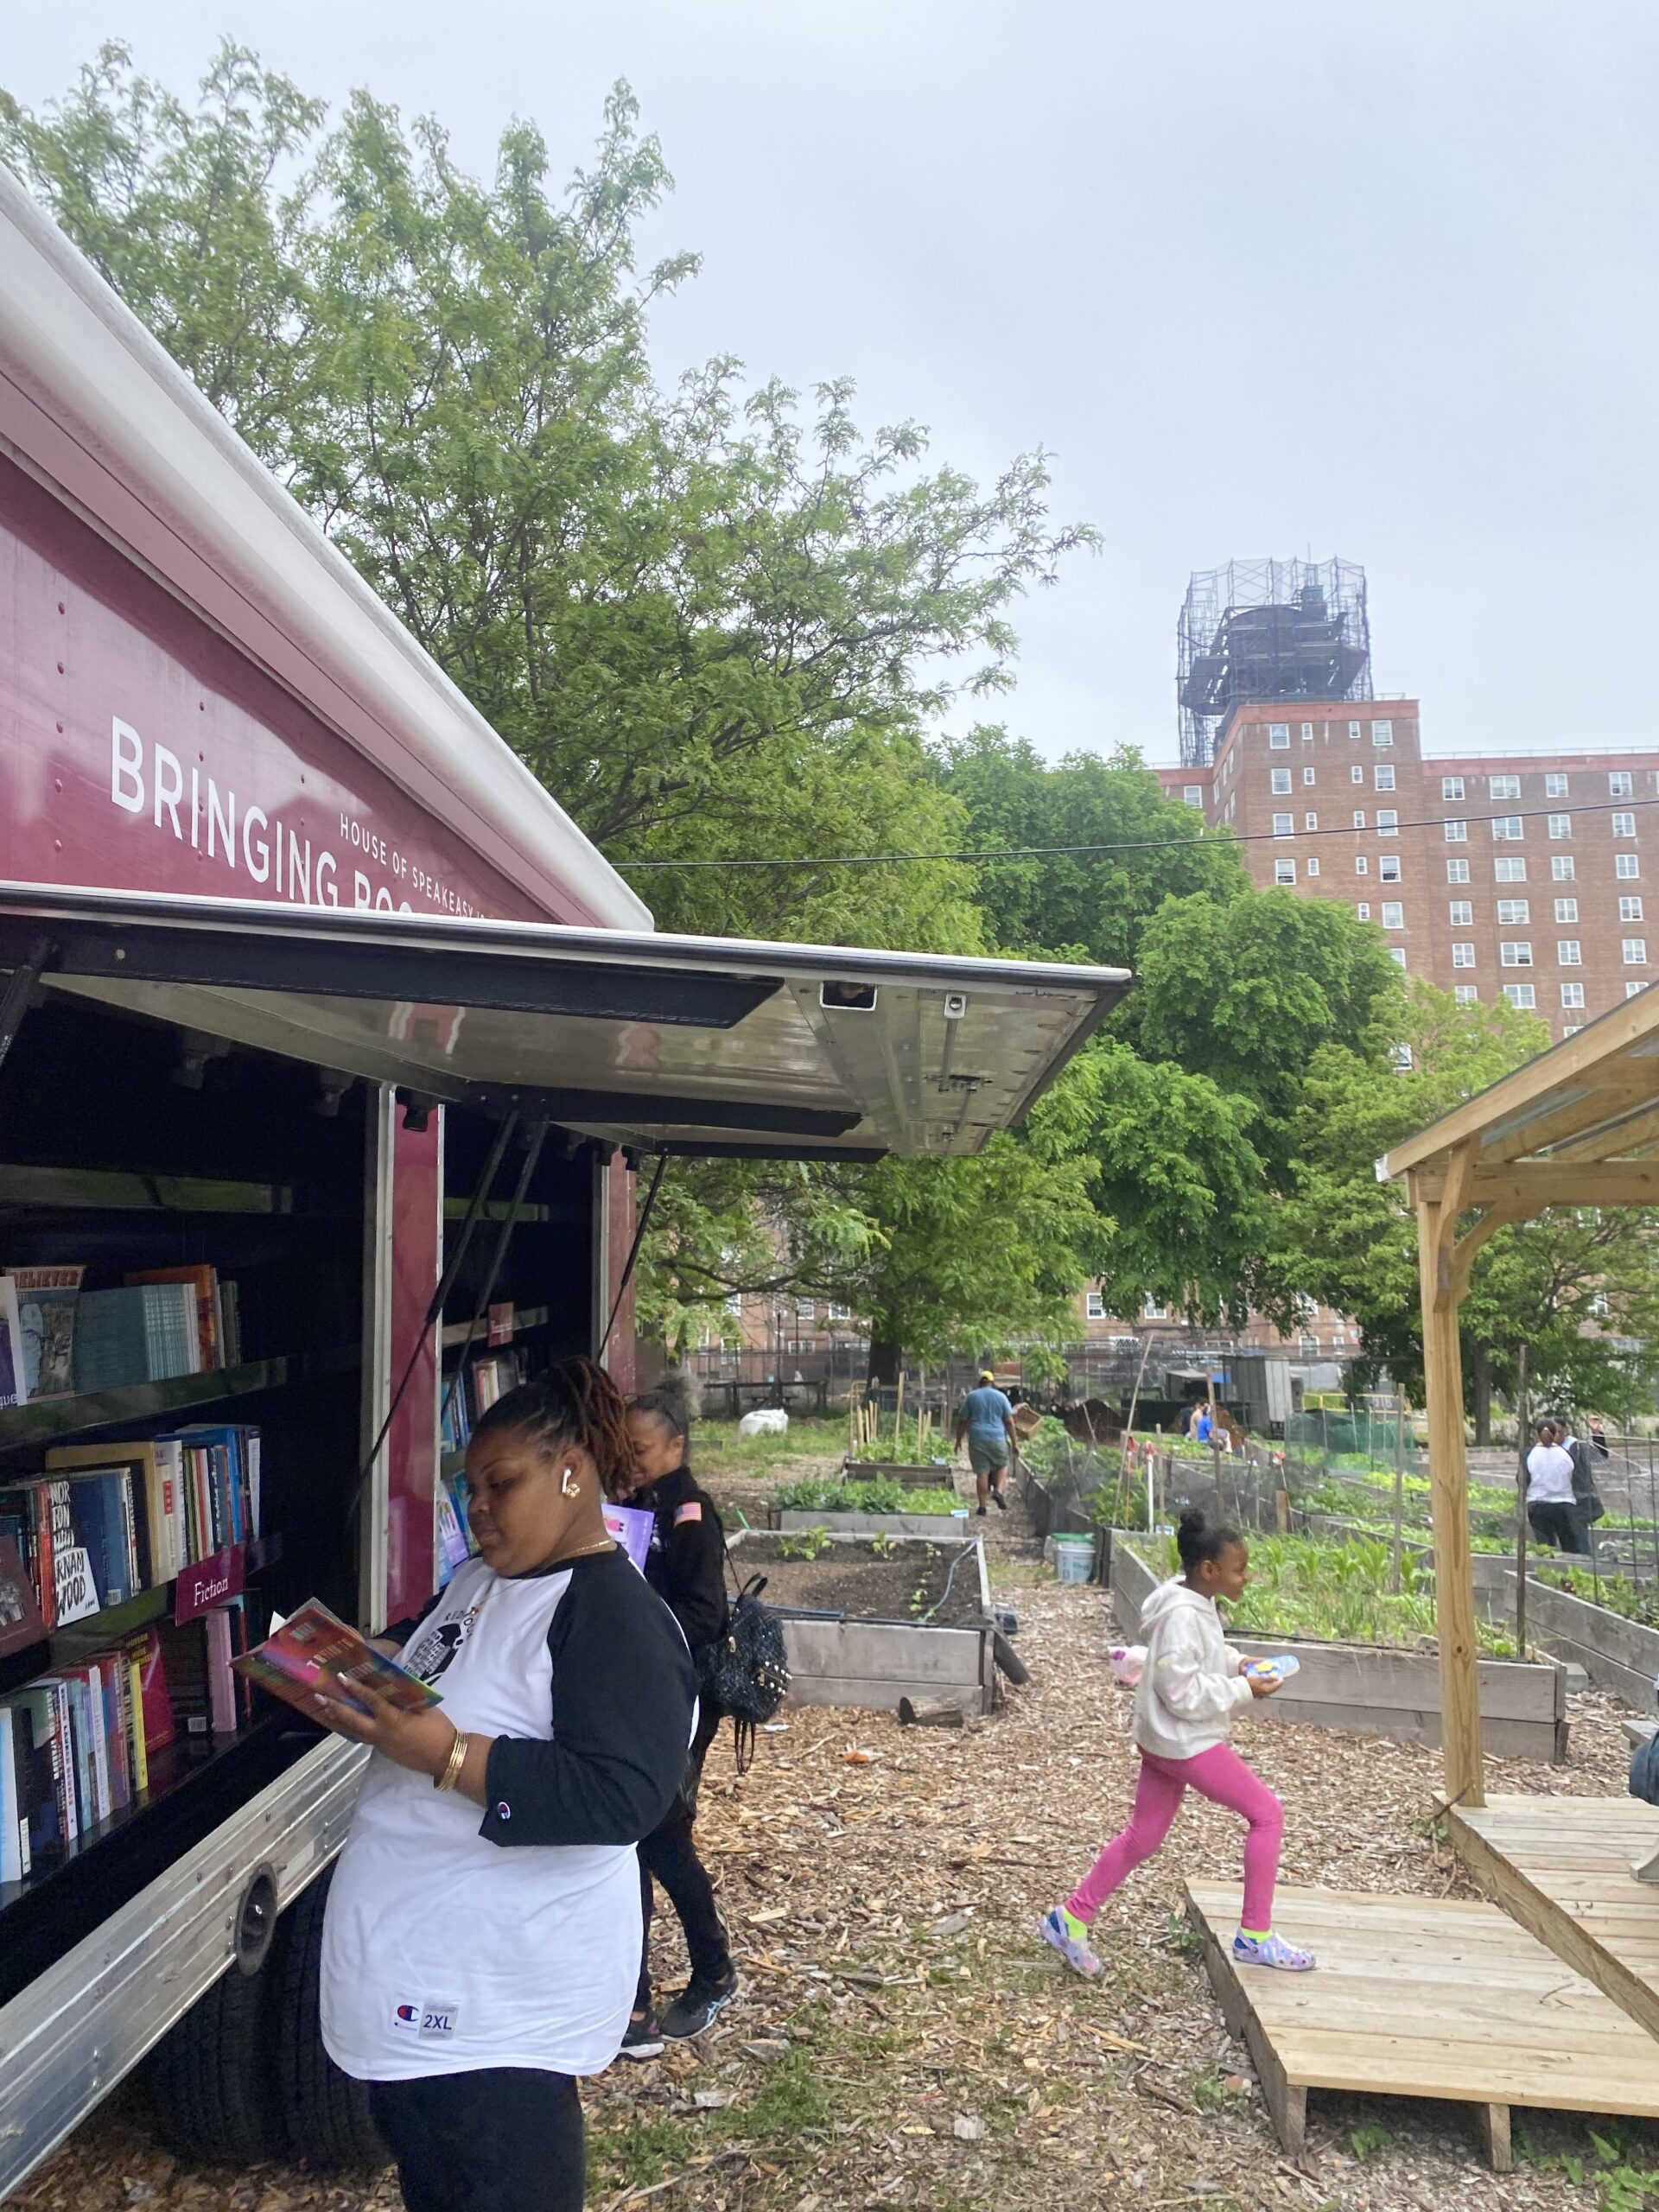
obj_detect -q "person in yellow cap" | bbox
[954,1370,1018,1515]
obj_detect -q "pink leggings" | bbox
[1065,1744,1284,1932]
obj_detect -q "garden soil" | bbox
[13,1468,1650,2212]
[733,1535,984,1624]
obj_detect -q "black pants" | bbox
[368,2069,583,2212]
[636,1715,728,2012]
[1529,1500,1590,1555]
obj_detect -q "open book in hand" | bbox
[232,1598,442,1716]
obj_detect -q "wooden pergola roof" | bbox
[1382,985,1659,1807]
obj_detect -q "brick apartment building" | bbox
[1156,705,1659,1046]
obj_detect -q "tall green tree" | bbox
[1270,982,1654,1427]
[3,46,1089,953]
[936,728,1243,967]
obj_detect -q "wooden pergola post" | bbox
[1414,1142,1524,1810]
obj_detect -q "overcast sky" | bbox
[9,3,1659,766]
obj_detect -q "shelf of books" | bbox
[0,996,369,1999]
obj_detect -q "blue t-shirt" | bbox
[959,1385,1014,1439]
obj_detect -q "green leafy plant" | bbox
[777,1475,962,1516]
[779,1526,835,1560]
[1350,2121,1393,2161]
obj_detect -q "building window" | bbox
[1353,810,1367,829]
[1504,984,1537,1009]
[1084,1291,1106,1320]
[1389,947,1408,967]
[1305,811,1319,830]
[1624,938,1648,964]
[1493,816,1524,840]
[1491,774,1521,800]
[1300,722,1314,741]
[1563,1026,1581,1036]
[1558,940,1582,966]
[1612,810,1637,838]
[1357,903,1370,920]
[1548,813,1572,838]
[1272,813,1294,836]
[1500,942,1533,967]
[1449,900,1473,927]
[796,1298,816,1319]
[1621,895,1644,922]
[1552,855,1575,880]
[1546,772,1569,799]
[1454,983,1478,1005]
[1447,858,1470,883]
[1274,859,1296,885]
[1445,818,1467,842]
[1182,785,1204,807]
[1142,1299,1169,1321]
[1497,899,1529,925]
[1269,724,1290,747]
[1389,1043,1414,1071]
[1375,763,1395,791]
[1611,771,1634,798]
[1379,855,1402,883]
[1617,853,1641,879]
[1373,720,1394,747]
[1306,857,1320,877]
[1303,765,1316,786]
[1561,982,1586,1009]
[1348,721,1363,741]
[1355,855,1369,874]
[1382,901,1404,929]
[1452,943,1476,969]
[1377,810,1399,836]
[1271,767,1292,795]
[1629,982,1647,999]
[1442,776,1465,801]
[827,1302,850,1320]
[1351,764,1365,785]
[1555,898,1579,923]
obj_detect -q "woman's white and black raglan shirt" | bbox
[321,1548,696,2082]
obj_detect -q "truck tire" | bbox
[140,1947,281,2164]
[270,1866,387,2170]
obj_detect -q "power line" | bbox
[613,793,1659,870]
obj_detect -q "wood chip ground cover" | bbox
[14,1460,1656,2212]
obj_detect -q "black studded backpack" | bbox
[698,1572,790,1772]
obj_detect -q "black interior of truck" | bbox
[0,988,596,2003]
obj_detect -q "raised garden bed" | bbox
[772,1473,970,1541]
[729,1531,995,1715]
[1503,1571,1659,1710]
[839,1459,961,1488]
[1111,1540,1567,1762]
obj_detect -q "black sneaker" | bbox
[620,2011,664,2060]
[992,1490,1008,1510]
[660,1969,740,2040]
[976,1504,988,1517]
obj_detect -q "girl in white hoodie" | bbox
[1040,1510,1315,1977]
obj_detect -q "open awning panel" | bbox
[0,887,1130,1160]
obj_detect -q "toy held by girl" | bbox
[1041,1510,1316,1979]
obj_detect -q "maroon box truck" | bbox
[0,168,1128,2192]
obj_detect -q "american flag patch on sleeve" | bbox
[674,1501,702,1526]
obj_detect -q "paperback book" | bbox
[233,1600,442,1717]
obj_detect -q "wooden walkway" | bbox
[1447,1795,1659,2041]
[1185,1883,1659,2170]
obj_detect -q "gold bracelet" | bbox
[434,1728,469,1792]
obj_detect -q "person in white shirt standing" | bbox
[311,1358,697,2212]
[1524,1418,1590,1555]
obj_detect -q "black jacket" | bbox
[639,1463,728,1654]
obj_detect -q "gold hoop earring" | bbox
[561,1467,581,1498]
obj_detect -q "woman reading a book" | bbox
[309,1357,697,2212]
